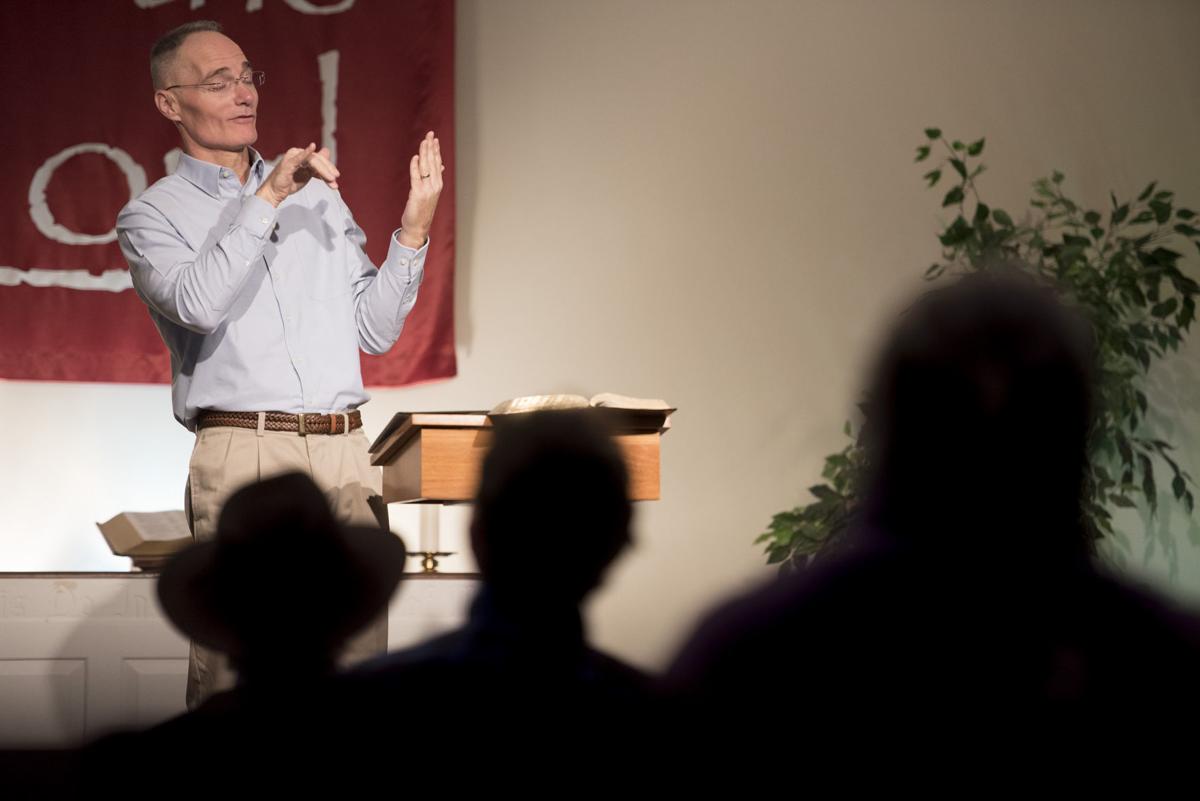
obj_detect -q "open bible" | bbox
[488,392,674,432]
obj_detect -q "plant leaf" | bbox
[809,485,840,502]
[966,138,985,156]
[1150,200,1172,224]
[938,216,973,246]
[942,186,965,207]
[1141,453,1157,512]
[1152,298,1178,318]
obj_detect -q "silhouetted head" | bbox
[158,472,406,680]
[862,268,1096,558]
[471,410,632,608]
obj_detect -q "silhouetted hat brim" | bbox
[158,522,407,654]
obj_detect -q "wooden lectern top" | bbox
[369,411,490,466]
[369,409,671,504]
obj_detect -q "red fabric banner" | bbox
[0,0,455,386]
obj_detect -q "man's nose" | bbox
[234,83,255,105]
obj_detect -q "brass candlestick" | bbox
[410,551,455,573]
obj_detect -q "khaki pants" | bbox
[183,423,391,710]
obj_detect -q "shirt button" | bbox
[399,258,410,268]
[260,217,270,225]
[220,170,230,179]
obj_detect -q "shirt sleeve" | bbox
[117,194,280,334]
[337,192,427,355]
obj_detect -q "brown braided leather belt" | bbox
[196,409,363,435]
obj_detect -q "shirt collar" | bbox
[175,148,265,199]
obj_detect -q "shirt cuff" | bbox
[391,227,429,253]
[387,229,429,282]
[238,195,280,239]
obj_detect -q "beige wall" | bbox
[3,0,1198,671]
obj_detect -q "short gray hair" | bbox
[150,20,223,89]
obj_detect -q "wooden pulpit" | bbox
[369,409,672,503]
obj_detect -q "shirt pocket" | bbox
[271,198,351,300]
[308,277,353,301]
[304,239,353,300]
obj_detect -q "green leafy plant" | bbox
[758,129,1200,571]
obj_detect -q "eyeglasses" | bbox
[165,70,266,94]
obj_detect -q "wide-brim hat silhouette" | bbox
[157,472,407,657]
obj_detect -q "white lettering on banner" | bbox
[28,143,148,246]
[135,0,356,13]
[133,0,207,8]
[282,0,355,14]
[319,49,340,166]
[0,267,133,292]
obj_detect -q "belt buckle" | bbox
[297,413,307,437]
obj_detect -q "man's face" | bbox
[157,32,258,152]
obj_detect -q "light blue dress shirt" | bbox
[117,149,426,430]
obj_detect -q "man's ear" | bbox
[154,90,182,123]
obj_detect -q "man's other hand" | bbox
[256,143,340,207]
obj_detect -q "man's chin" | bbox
[225,123,258,148]
[202,135,257,154]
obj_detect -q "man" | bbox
[78,473,409,796]
[339,411,651,767]
[116,20,444,708]
[666,270,1200,767]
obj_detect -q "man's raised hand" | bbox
[397,131,445,249]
